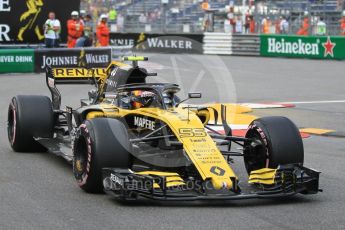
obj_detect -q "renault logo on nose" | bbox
[210,166,225,176]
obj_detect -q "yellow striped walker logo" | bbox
[261,35,344,59]
[0,0,80,43]
[17,0,45,42]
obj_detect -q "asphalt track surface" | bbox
[1,55,345,230]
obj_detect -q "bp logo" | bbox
[322,36,336,58]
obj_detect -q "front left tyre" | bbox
[73,118,132,193]
[243,116,304,174]
[7,95,54,152]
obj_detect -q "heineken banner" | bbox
[0,0,80,44]
[260,35,345,60]
[110,33,203,54]
[34,47,111,73]
[0,49,34,73]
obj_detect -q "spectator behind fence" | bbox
[75,14,93,47]
[316,17,327,36]
[261,16,270,34]
[235,16,243,33]
[249,15,255,33]
[244,13,250,34]
[139,13,147,24]
[280,16,289,34]
[201,0,210,11]
[341,11,345,35]
[117,13,124,32]
[201,0,210,31]
[67,11,84,48]
[297,12,309,35]
[44,12,61,48]
[96,14,110,47]
[109,8,117,22]
[80,10,86,23]
[275,16,282,34]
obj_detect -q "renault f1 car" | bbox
[7,56,321,201]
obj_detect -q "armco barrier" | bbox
[34,47,112,73]
[203,33,232,55]
[0,49,35,73]
[260,35,345,60]
[231,34,260,56]
[203,33,260,56]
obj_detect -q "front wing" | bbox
[102,165,321,201]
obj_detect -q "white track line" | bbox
[279,100,345,104]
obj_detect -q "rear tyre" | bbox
[7,95,54,152]
[244,116,304,174]
[73,118,131,193]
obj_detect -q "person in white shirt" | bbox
[280,16,289,34]
[316,17,327,35]
[44,12,61,48]
[235,16,243,33]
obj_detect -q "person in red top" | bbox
[96,14,110,47]
[297,14,309,36]
[67,11,84,48]
[249,15,255,33]
[341,11,345,36]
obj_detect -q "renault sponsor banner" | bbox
[260,35,345,60]
[0,0,80,44]
[110,33,203,54]
[34,47,111,72]
[0,49,34,73]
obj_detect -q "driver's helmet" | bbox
[131,90,156,109]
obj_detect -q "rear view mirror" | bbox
[188,93,202,99]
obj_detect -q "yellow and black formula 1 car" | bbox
[7,56,321,201]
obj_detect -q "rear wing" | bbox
[45,61,129,110]
[49,67,107,84]
[45,66,110,110]
[45,57,154,110]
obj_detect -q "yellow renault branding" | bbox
[52,68,107,78]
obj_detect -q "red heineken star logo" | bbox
[322,36,336,57]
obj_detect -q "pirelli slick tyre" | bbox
[7,95,54,152]
[244,116,304,174]
[73,118,131,193]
